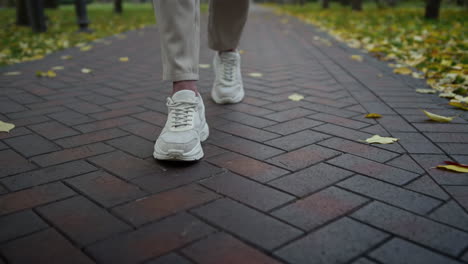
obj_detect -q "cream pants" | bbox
[153,0,249,81]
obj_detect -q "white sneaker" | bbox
[153,90,209,161]
[211,51,245,104]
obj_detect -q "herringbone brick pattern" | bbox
[0,5,467,264]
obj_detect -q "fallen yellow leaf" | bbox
[415,89,437,94]
[365,113,382,118]
[119,57,129,62]
[422,110,456,122]
[46,70,56,78]
[81,68,92,74]
[288,93,304,101]
[350,55,363,62]
[364,135,399,144]
[51,66,64,70]
[80,45,92,52]
[437,165,468,173]
[449,100,468,110]
[411,72,424,79]
[249,72,263,78]
[439,92,457,99]
[199,64,210,69]
[0,120,15,133]
[61,55,72,60]
[393,67,412,75]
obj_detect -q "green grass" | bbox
[0,3,156,66]
[269,2,467,95]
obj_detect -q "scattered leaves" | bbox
[288,93,304,101]
[0,3,156,66]
[0,120,15,133]
[364,135,399,144]
[365,113,382,118]
[270,4,467,100]
[199,64,210,69]
[61,55,72,60]
[51,66,64,70]
[119,57,129,62]
[422,110,456,122]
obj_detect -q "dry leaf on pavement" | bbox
[364,135,399,144]
[288,93,304,101]
[415,89,437,94]
[0,121,15,133]
[422,110,456,122]
[249,72,263,78]
[365,113,382,118]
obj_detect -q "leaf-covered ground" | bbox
[269,3,468,108]
[0,3,155,66]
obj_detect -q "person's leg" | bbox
[153,0,200,94]
[152,0,208,161]
[209,0,249,104]
[208,0,250,52]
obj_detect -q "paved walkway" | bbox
[1,5,468,264]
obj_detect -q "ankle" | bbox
[219,48,236,54]
[172,81,198,95]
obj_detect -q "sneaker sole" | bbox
[211,87,245,104]
[153,123,209,161]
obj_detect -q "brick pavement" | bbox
[1,5,468,264]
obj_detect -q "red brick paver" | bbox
[0,5,467,264]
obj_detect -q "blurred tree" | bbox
[340,0,350,6]
[16,0,30,26]
[387,0,398,7]
[351,0,362,10]
[425,0,442,19]
[322,0,330,8]
[114,0,123,13]
[44,0,59,8]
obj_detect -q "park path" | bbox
[1,5,468,264]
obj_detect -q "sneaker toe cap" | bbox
[156,131,199,153]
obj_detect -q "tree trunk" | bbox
[16,0,29,26]
[425,0,441,19]
[44,0,58,8]
[340,0,350,6]
[351,0,362,10]
[323,0,330,8]
[114,0,123,14]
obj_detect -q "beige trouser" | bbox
[153,0,249,81]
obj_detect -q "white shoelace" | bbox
[167,100,197,128]
[220,54,236,82]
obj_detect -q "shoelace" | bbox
[167,100,197,128]
[220,54,236,82]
